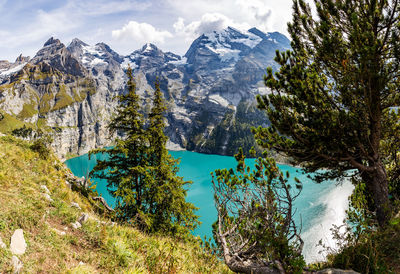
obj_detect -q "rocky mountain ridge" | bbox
[0,27,290,159]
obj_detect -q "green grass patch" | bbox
[53,84,74,111]
[0,113,29,133]
[0,136,230,273]
[17,103,38,119]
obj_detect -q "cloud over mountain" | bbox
[112,21,173,45]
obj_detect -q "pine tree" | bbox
[146,80,199,235]
[212,148,304,273]
[90,72,199,235]
[89,66,149,225]
[254,0,400,226]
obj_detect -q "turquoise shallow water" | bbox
[65,150,353,263]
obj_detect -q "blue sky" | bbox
[0,0,294,61]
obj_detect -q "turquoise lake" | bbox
[65,150,353,263]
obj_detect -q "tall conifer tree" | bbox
[90,72,198,235]
[255,0,400,226]
[90,66,149,224]
[146,81,199,234]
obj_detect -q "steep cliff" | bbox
[0,27,290,159]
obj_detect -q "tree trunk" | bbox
[362,161,391,227]
[370,162,391,227]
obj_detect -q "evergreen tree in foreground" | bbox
[90,69,198,235]
[212,148,305,273]
[254,0,400,227]
[146,81,199,234]
[90,67,148,224]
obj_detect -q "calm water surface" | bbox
[65,150,353,263]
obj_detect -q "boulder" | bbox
[10,229,27,255]
[11,256,23,274]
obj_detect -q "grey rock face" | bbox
[10,229,27,255]
[0,27,290,158]
[32,37,86,77]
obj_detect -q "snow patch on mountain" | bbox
[169,57,187,65]
[121,58,139,69]
[0,62,26,77]
[208,47,241,62]
[82,45,104,57]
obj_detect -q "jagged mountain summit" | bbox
[0,27,290,159]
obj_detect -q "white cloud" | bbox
[173,13,250,42]
[167,0,293,35]
[236,0,273,30]
[0,7,78,49]
[112,21,173,45]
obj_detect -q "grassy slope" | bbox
[0,136,230,273]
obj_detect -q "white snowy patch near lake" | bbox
[0,62,26,77]
[209,94,229,107]
[257,86,272,95]
[301,180,354,263]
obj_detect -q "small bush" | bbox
[30,134,53,159]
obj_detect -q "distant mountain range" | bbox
[0,27,290,159]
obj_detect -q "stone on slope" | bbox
[78,213,89,224]
[40,185,50,194]
[42,193,54,203]
[70,202,81,210]
[11,256,23,274]
[10,229,27,255]
[52,228,66,236]
[71,221,82,229]
[0,235,6,249]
